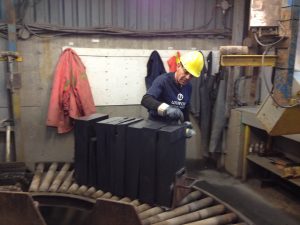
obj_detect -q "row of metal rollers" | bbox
[29,162,247,225]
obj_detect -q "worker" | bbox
[141,51,204,122]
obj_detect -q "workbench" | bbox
[237,107,300,187]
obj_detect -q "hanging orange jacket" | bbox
[167,51,180,72]
[46,48,96,133]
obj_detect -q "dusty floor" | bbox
[187,169,300,225]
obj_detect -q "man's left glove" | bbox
[183,121,196,138]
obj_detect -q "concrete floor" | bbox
[187,169,300,225]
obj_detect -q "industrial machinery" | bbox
[0,162,253,225]
[250,0,300,135]
[0,113,254,225]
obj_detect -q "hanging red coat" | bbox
[167,51,181,72]
[46,48,96,133]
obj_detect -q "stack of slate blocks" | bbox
[74,113,109,186]
[74,115,187,208]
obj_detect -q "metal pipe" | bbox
[242,125,251,181]
[83,187,96,197]
[139,207,164,220]
[49,163,70,192]
[152,203,221,225]
[4,0,23,161]
[142,197,214,225]
[130,199,141,206]
[76,185,88,195]
[101,192,112,199]
[39,163,58,192]
[91,189,104,199]
[5,125,12,162]
[58,170,74,193]
[29,163,44,192]
[184,212,237,225]
[67,183,79,194]
[119,197,131,203]
[178,191,202,206]
[110,195,120,201]
[136,204,152,213]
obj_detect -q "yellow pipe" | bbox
[242,125,251,181]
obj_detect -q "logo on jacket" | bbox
[177,93,183,101]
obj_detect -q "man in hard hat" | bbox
[141,51,204,122]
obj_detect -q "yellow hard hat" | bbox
[180,51,204,78]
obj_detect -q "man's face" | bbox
[175,63,194,86]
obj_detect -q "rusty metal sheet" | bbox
[0,191,47,225]
[87,198,142,225]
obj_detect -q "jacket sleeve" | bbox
[183,107,190,121]
[141,94,161,110]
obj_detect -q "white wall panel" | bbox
[65,47,220,106]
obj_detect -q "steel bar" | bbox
[120,197,132,203]
[111,195,120,201]
[136,203,153,213]
[58,170,74,193]
[76,185,88,195]
[91,190,104,199]
[49,163,70,192]
[154,205,226,225]
[101,192,112,199]
[178,191,203,206]
[139,207,164,220]
[184,212,237,225]
[142,197,214,225]
[5,125,12,162]
[130,199,141,206]
[29,163,44,192]
[67,183,79,194]
[83,187,97,197]
[39,163,58,192]
[242,125,251,181]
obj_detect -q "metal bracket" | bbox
[0,51,23,62]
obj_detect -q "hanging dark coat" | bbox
[145,50,166,90]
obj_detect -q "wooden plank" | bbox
[221,55,277,67]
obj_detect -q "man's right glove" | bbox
[157,103,184,121]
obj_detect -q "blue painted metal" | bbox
[282,0,300,7]
[7,24,17,51]
[275,4,300,99]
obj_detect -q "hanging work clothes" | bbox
[167,51,180,72]
[199,52,215,157]
[190,51,208,117]
[46,48,96,133]
[145,50,166,90]
[209,69,228,153]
